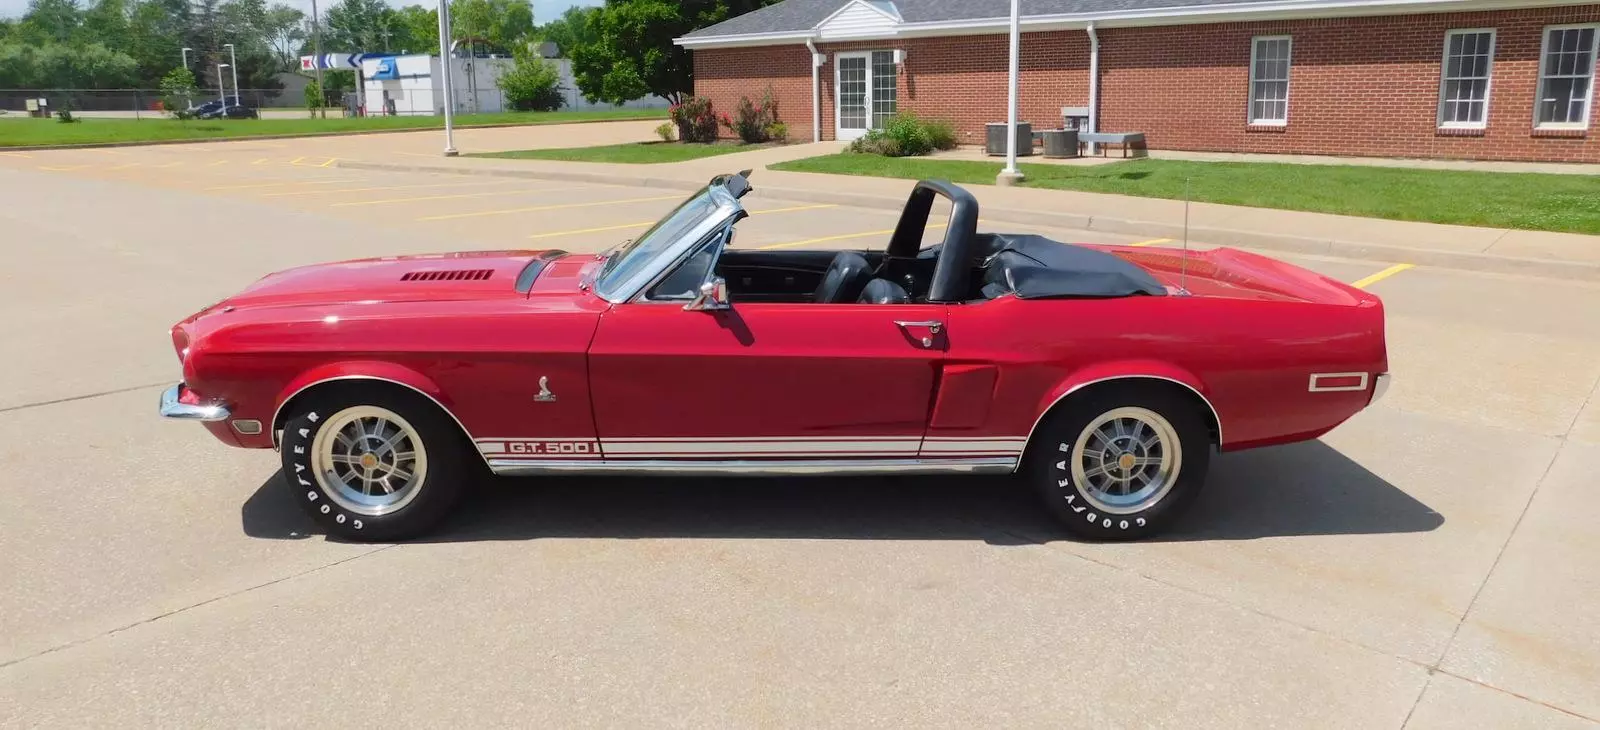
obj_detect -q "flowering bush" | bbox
[718,85,782,144]
[669,96,719,143]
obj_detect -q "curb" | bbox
[0,116,667,152]
[334,159,1600,284]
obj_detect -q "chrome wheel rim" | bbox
[310,406,428,517]
[1066,407,1182,515]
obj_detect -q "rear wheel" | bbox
[280,387,469,541]
[1026,386,1211,540]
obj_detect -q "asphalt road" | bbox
[1,131,1598,728]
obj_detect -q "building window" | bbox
[1249,36,1292,125]
[870,50,897,128]
[1438,29,1496,128]
[1536,25,1598,128]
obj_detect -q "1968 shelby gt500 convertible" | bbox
[161,172,1389,541]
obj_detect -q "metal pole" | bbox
[225,44,238,104]
[181,48,193,109]
[311,0,325,118]
[997,0,1024,185]
[216,64,228,109]
[436,0,458,155]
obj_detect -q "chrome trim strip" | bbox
[159,383,231,422]
[1019,374,1224,472]
[488,457,1018,477]
[269,375,490,469]
[1370,372,1390,404]
[1308,372,1371,393]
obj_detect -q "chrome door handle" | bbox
[893,319,943,334]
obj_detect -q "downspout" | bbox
[1086,22,1100,156]
[806,37,822,143]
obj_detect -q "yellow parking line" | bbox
[758,223,948,250]
[289,156,306,165]
[1,151,34,158]
[416,194,684,221]
[251,158,271,165]
[207,178,361,191]
[335,186,570,208]
[262,180,512,198]
[1351,263,1415,289]
[317,157,337,167]
[108,163,142,171]
[150,161,183,169]
[525,204,839,240]
[39,165,88,171]
[208,159,230,167]
[1130,238,1173,247]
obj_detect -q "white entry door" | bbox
[836,51,895,141]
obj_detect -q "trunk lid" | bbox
[1107,245,1373,305]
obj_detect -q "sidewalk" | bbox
[337,142,1600,283]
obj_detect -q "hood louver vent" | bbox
[400,269,495,282]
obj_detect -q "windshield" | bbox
[593,188,724,302]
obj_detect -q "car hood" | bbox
[217,249,572,311]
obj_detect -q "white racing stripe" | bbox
[476,436,1028,459]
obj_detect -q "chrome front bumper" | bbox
[159,383,231,422]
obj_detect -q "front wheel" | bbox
[279,388,470,541]
[1026,387,1212,540]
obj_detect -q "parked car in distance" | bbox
[160,172,1390,542]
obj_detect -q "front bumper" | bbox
[159,383,231,422]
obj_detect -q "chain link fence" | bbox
[0,88,326,119]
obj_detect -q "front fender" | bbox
[270,360,455,447]
[1025,359,1222,448]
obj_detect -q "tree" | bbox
[568,0,780,105]
[322,0,388,51]
[262,4,304,71]
[19,0,85,45]
[449,0,532,53]
[82,0,131,49]
[496,44,562,111]
[159,65,197,113]
[391,4,436,54]
[536,5,596,57]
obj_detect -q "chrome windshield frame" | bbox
[592,182,745,305]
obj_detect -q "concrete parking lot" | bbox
[1,124,1598,728]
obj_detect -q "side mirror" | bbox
[684,276,730,312]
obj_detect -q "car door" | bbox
[587,301,947,461]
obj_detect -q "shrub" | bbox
[766,121,788,142]
[654,121,675,142]
[497,48,565,112]
[846,113,959,157]
[669,96,719,143]
[723,85,781,143]
[303,80,322,117]
[159,67,198,119]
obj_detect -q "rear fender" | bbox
[1023,360,1222,456]
[269,361,471,450]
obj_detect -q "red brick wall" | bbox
[1098,6,1600,162]
[691,4,1600,163]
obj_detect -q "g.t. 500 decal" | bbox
[476,439,599,458]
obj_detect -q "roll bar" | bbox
[884,179,980,303]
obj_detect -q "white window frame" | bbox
[1437,28,1496,130]
[1248,35,1293,126]
[1534,23,1600,130]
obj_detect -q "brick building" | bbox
[676,0,1600,162]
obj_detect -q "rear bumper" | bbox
[1370,372,1391,405]
[159,383,231,422]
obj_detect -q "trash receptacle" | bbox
[986,122,1034,156]
[1042,129,1079,158]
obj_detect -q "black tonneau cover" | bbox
[977,233,1167,300]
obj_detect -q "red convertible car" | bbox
[161,172,1389,541]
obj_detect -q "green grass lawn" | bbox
[0,109,666,148]
[770,153,1600,235]
[471,140,778,164]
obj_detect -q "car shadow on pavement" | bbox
[241,440,1442,544]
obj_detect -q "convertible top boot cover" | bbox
[978,234,1169,300]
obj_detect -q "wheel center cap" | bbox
[1117,453,1137,471]
[359,453,380,469]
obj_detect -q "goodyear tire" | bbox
[280,386,469,541]
[1027,386,1211,540]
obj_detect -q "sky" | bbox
[1,0,602,24]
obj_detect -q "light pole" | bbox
[217,63,230,110]
[435,0,458,156]
[310,0,325,118]
[181,47,194,109]
[996,0,1025,186]
[223,43,239,105]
